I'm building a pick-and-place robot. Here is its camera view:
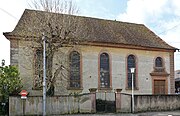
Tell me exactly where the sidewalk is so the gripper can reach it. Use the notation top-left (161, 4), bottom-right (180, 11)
top-left (63, 111), bottom-right (180, 116)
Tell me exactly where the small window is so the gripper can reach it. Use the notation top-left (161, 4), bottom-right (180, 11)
top-left (155, 57), bottom-right (163, 67)
top-left (100, 53), bottom-right (110, 88)
top-left (69, 51), bottom-right (81, 88)
top-left (127, 55), bottom-right (136, 88)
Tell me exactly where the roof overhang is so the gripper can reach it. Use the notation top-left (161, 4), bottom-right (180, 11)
top-left (3, 33), bottom-right (177, 53)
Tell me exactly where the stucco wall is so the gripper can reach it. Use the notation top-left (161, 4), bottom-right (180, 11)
top-left (9, 93), bottom-right (92, 115)
top-left (55, 45), bottom-right (171, 95)
top-left (9, 93), bottom-right (180, 115)
top-left (17, 40), bottom-right (42, 95)
top-left (119, 93), bottom-right (132, 112)
top-left (117, 93), bottom-right (180, 113)
top-left (134, 94), bottom-right (180, 112)
top-left (13, 40), bottom-right (172, 95)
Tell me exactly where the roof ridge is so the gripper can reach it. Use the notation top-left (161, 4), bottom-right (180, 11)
top-left (24, 9), bottom-right (144, 26)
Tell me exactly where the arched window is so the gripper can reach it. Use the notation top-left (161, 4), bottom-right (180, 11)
top-left (34, 49), bottom-right (43, 89)
top-left (155, 57), bottom-right (163, 67)
top-left (69, 51), bottom-right (81, 88)
top-left (100, 53), bottom-right (110, 88)
top-left (127, 55), bottom-right (136, 88)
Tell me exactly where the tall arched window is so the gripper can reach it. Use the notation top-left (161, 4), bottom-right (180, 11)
top-left (69, 51), bottom-right (81, 88)
top-left (127, 55), bottom-right (136, 88)
top-left (155, 57), bottom-right (163, 67)
top-left (100, 53), bottom-right (110, 88)
top-left (34, 49), bottom-right (43, 89)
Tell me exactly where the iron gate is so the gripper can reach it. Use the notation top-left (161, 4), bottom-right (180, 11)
top-left (96, 92), bottom-right (116, 112)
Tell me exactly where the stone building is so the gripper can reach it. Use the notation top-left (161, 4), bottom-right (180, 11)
top-left (3, 9), bottom-right (177, 96)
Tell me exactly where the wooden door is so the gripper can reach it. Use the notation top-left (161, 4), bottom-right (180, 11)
top-left (154, 80), bottom-right (165, 94)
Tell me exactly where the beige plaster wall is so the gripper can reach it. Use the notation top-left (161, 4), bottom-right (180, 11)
top-left (17, 40), bottom-right (42, 95)
top-left (15, 40), bottom-right (171, 95)
top-left (80, 46), bottom-right (170, 94)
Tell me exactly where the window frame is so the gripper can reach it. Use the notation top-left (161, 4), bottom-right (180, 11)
top-left (98, 51), bottom-right (112, 90)
top-left (68, 50), bottom-right (82, 89)
top-left (155, 57), bottom-right (163, 68)
top-left (153, 56), bottom-right (165, 72)
top-left (126, 54), bottom-right (138, 90)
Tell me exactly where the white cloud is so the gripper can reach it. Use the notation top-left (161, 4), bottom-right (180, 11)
top-left (172, 0), bottom-right (180, 16)
top-left (117, 0), bottom-right (145, 23)
top-left (117, 0), bottom-right (180, 69)
top-left (117, 0), bottom-right (169, 24)
top-left (159, 21), bottom-right (180, 44)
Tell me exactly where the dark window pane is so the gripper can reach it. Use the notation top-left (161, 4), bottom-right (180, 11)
top-left (100, 53), bottom-right (110, 88)
top-left (127, 55), bottom-right (136, 88)
top-left (155, 57), bottom-right (163, 67)
top-left (70, 81), bottom-right (80, 88)
top-left (69, 51), bottom-right (80, 88)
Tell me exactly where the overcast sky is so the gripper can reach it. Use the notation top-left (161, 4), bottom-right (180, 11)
top-left (0, 0), bottom-right (180, 69)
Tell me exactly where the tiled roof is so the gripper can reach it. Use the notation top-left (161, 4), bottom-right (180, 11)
top-left (4, 9), bottom-right (176, 50)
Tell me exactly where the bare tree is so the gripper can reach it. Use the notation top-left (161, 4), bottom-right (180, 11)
top-left (26, 0), bottom-right (86, 95)
top-left (29, 0), bottom-right (79, 14)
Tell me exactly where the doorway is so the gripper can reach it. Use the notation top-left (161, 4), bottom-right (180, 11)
top-left (154, 80), bottom-right (166, 94)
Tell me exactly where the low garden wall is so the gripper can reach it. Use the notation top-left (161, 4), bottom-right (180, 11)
top-left (115, 92), bottom-right (180, 113)
top-left (9, 93), bottom-right (94, 115)
top-left (9, 90), bottom-right (180, 115)
top-left (118, 93), bottom-right (131, 112)
top-left (134, 94), bottom-right (180, 112)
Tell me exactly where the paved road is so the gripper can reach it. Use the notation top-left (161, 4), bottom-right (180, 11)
top-left (63, 111), bottom-right (180, 116)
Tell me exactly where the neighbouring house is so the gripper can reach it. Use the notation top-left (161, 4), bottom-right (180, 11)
top-left (3, 9), bottom-right (178, 97)
top-left (175, 70), bottom-right (180, 93)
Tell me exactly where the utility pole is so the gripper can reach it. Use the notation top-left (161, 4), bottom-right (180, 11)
top-left (42, 34), bottom-right (46, 116)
